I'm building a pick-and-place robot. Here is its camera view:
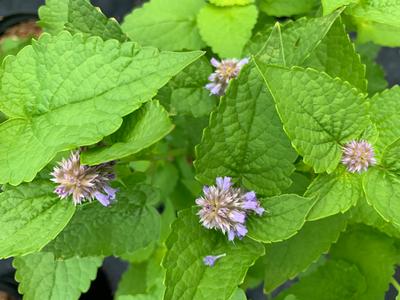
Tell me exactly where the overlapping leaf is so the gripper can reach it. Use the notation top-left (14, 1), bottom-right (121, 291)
top-left (197, 4), bottom-right (258, 57)
top-left (195, 59), bottom-right (296, 195)
top-left (0, 181), bottom-right (75, 258)
top-left (163, 209), bottom-right (264, 300)
top-left (14, 252), bottom-right (102, 300)
top-left (44, 186), bottom-right (160, 258)
top-left (258, 65), bottom-right (369, 173)
top-left (122, 0), bottom-right (205, 51)
top-left (247, 194), bottom-right (316, 243)
top-left (263, 214), bottom-right (347, 292)
top-left (0, 32), bottom-right (202, 185)
top-left (81, 100), bottom-right (174, 165)
top-left (305, 166), bottom-right (363, 220)
top-left (259, 0), bottom-right (320, 16)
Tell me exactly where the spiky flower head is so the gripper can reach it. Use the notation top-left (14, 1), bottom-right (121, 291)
top-left (205, 57), bottom-right (249, 96)
top-left (51, 151), bottom-right (117, 206)
top-left (341, 140), bottom-right (376, 173)
top-left (203, 253), bottom-right (226, 267)
top-left (196, 177), bottom-right (264, 241)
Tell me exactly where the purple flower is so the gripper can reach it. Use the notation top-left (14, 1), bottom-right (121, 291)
top-left (341, 140), bottom-right (376, 173)
top-left (205, 57), bottom-right (249, 96)
top-left (203, 253), bottom-right (226, 267)
top-left (51, 151), bottom-right (117, 206)
top-left (196, 176), bottom-right (264, 241)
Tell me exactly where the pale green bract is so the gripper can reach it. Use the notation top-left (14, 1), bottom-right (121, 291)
top-left (14, 253), bottom-right (102, 300)
top-left (0, 32), bottom-right (203, 185)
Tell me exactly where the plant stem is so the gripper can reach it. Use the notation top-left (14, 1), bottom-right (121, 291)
top-left (391, 277), bottom-right (400, 292)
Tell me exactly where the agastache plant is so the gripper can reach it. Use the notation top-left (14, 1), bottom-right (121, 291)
top-left (51, 151), bottom-right (117, 206)
top-left (205, 58), bottom-right (249, 96)
top-left (196, 177), bottom-right (264, 241)
top-left (341, 140), bottom-right (376, 173)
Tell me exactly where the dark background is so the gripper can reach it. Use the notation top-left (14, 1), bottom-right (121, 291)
top-left (0, 0), bottom-right (400, 299)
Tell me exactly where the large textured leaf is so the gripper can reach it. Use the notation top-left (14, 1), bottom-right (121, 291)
top-left (122, 0), bottom-right (205, 51)
top-left (259, 65), bottom-right (369, 173)
top-left (370, 86), bottom-right (400, 149)
top-left (66, 0), bottom-right (127, 41)
top-left (14, 253), bottom-right (102, 300)
top-left (0, 181), bottom-right (75, 259)
top-left (247, 195), bottom-right (316, 243)
top-left (195, 60), bottom-right (296, 196)
top-left (363, 140), bottom-right (400, 226)
top-left (263, 214), bottom-right (347, 292)
top-left (197, 4), bottom-right (258, 57)
top-left (305, 166), bottom-right (364, 220)
top-left (0, 32), bottom-right (203, 185)
top-left (165, 56), bottom-right (217, 118)
top-left (44, 187), bottom-right (160, 258)
top-left (259, 0), bottom-right (320, 16)
top-left (276, 259), bottom-right (367, 300)
top-left (303, 18), bottom-right (366, 91)
top-left (38, 0), bottom-right (68, 34)
top-left (81, 101), bottom-right (174, 165)
top-left (331, 225), bottom-right (399, 299)
top-left (163, 209), bottom-right (264, 300)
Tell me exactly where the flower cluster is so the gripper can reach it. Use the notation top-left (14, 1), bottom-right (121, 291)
top-left (51, 151), bottom-right (117, 206)
top-left (196, 177), bottom-right (264, 241)
top-left (205, 57), bottom-right (249, 96)
top-left (341, 140), bottom-right (376, 173)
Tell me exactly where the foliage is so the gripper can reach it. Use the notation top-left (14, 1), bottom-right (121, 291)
top-left (1, 0), bottom-right (400, 299)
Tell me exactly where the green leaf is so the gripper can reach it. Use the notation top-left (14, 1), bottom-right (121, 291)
top-left (0, 32), bottom-right (203, 185)
top-left (331, 225), bottom-right (399, 299)
top-left (122, 0), bottom-right (205, 51)
top-left (197, 4), bottom-right (258, 57)
top-left (163, 208), bottom-right (264, 300)
top-left (321, 0), bottom-right (358, 15)
top-left (230, 288), bottom-right (247, 300)
top-left (81, 101), bottom-right (174, 165)
top-left (66, 0), bottom-right (127, 41)
top-left (276, 259), bottom-right (367, 300)
top-left (303, 18), bottom-right (367, 92)
top-left (258, 65), bottom-right (369, 173)
top-left (44, 186), bottom-right (160, 258)
top-left (370, 86), bottom-right (400, 149)
top-left (356, 42), bottom-right (387, 95)
top-left (0, 37), bottom-right (32, 62)
top-left (305, 166), bottom-right (363, 220)
top-left (0, 181), bottom-right (75, 259)
top-left (166, 56), bottom-right (217, 118)
top-left (38, 0), bottom-right (68, 34)
top-left (195, 60), bottom-right (296, 195)
top-left (14, 252), bottom-right (102, 300)
top-left (116, 248), bottom-right (165, 300)
top-left (210, 0), bottom-right (254, 6)
top-left (263, 214), bottom-right (347, 292)
top-left (356, 21), bottom-right (400, 46)
top-left (259, 0), bottom-right (320, 16)
top-left (350, 197), bottom-right (400, 239)
top-left (363, 168), bottom-right (400, 227)
top-left (247, 194), bottom-right (316, 243)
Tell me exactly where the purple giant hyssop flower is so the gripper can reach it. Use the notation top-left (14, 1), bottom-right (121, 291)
top-left (196, 177), bottom-right (264, 241)
top-left (205, 57), bottom-right (249, 96)
top-left (341, 140), bottom-right (376, 173)
top-left (51, 151), bottom-right (117, 206)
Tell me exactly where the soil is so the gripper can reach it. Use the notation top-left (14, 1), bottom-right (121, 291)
top-left (0, 19), bottom-right (41, 41)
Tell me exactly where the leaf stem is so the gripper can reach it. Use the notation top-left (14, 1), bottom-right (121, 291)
top-left (391, 277), bottom-right (400, 292)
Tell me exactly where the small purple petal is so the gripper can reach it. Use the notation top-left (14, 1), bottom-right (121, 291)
top-left (236, 224), bottom-right (248, 238)
top-left (245, 191), bottom-right (256, 202)
top-left (216, 177), bottom-right (232, 191)
top-left (94, 191), bottom-right (112, 207)
top-left (103, 185), bottom-right (117, 200)
top-left (210, 57), bottom-right (220, 68)
top-left (210, 83), bottom-right (222, 95)
top-left (230, 210), bottom-right (246, 223)
top-left (203, 254), bottom-right (226, 267)
top-left (227, 230), bottom-right (235, 241)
